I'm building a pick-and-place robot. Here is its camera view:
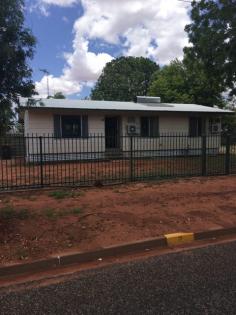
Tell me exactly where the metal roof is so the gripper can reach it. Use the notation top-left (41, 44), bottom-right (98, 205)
top-left (20, 98), bottom-right (233, 114)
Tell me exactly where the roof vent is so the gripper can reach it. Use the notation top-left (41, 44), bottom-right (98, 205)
top-left (136, 96), bottom-right (161, 105)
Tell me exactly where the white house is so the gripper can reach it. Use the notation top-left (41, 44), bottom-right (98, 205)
top-left (20, 96), bottom-right (232, 161)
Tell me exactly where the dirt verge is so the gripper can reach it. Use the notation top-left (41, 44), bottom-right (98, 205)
top-left (1, 175), bottom-right (236, 265)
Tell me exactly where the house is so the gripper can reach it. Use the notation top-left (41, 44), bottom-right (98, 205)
top-left (20, 96), bottom-right (232, 161)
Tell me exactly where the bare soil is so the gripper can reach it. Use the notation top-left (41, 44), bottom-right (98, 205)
top-left (1, 155), bottom-right (229, 189)
top-left (0, 175), bottom-right (236, 265)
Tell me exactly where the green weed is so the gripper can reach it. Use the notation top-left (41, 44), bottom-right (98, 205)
top-left (43, 208), bottom-right (57, 219)
top-left (17, 208), bottom-right (30, 220)
top-left (0, 206), bottom-right (16, 220)
top-left (0, 206), bottom-right (30, 220)
top-left (57, 207), bottom-right (82, 217)
top-left (71, 208), bottom-right (82, 215)
top-left (48, 190), bottom-right (82, 200)
top-left (48, 190), bottom-right (72, 199)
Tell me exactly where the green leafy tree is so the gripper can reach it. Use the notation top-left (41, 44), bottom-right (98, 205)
top-left (148, 60), bottom-right (193, 103)
top-left (51, 92), bottom-right (66, 99)
top-left (183, 55), bottom-right (225, 107)
top-left (0, 0), bottom-right (36, 135)
top-left (148, 59), bottom-right (224, 106)
top-left (91, 56), bottom-right (159, 101)
top-left (184, 0), bottom-right (236, 97)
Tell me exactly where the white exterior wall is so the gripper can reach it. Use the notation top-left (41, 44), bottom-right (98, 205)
top-left (24, 109), bottom-right (221, 160)
top-left (120, 113), bottom-right (218, 155)
top-left (25, 109), bottom-right (105, 159)
top-left (24, 109), bottom-right (105, 135)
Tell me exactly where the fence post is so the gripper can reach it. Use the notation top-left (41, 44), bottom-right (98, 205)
top-left (201, 133), bottom-right (207, 176)
top-left (39, 136), bottom-right (44, 187)
top-left (225, 133), bottom-right (231, 175)
top-left (130, 135), bottom-right (134, 181)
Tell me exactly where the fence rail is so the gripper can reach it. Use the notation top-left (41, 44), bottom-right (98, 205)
top-left (0, 133), bottom-right (236, 191)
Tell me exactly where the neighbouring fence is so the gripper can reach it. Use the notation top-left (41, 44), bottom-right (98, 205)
top-left (0, 133), bottom-right (236, 190)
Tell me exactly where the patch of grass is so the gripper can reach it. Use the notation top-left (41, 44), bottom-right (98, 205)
top-left (43, 208), bottom-right (58, 219)
top-left (18, 194), bottom-right (37, 201)
top-left (0, 206), bottom-right (16, 220)
top-left (42, 205), bottom-right (83, 219)
top-left (48, 190), bottom-right (71, 199)
top-left (77, 190), bottom-right (85, 197)
top-left (48, 190), bottom-right (82, 200)
top-left (17, 209), bottom-right (30, 220)
top-left (56, 207), bottom-right (82, 217)
top-left (0, 206), bottom-right (30, 220)
top-left (71, 207), bottom-right (82, 215)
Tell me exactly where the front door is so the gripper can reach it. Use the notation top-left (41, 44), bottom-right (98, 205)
top-left (105, 117), bottom-right (120, 149)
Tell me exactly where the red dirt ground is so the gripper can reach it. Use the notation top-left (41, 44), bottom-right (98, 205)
top-left (1, 155), bottom-right (229, 189)
top-left (0, 175), bottom-right (236, 265)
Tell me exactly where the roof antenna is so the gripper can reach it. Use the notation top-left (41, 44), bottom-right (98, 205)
top-left (39, 69), bottom-right (50, 98)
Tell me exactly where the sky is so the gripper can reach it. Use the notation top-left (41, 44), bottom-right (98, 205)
top-left (25, 0), bottom-right (191, 99)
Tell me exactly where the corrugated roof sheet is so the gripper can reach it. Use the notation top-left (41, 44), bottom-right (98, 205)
top-left (20, 98), bottom-right (233, 114)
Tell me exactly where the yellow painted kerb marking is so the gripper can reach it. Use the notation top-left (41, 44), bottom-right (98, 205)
top-left (165, 232), bottom-right (194, 246)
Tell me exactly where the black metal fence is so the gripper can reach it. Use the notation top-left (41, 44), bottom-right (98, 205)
top-left (0, 133), bottom-right (236, 191)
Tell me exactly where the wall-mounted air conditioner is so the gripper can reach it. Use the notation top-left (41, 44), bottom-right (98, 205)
top-left (127, 124), bottom-right (137, 135)
top-left (211, 123), bottom-right (221, 134)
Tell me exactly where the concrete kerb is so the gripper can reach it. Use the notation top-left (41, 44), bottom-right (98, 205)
top-left (0, 227), bottom-right (236, 279)
top-left (0, 257), bottom-right (58, 278)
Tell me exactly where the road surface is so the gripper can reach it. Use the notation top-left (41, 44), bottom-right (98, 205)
top-left (1, 241), bottom-right (236, 314)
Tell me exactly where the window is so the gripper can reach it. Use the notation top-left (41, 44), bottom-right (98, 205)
top-left (140, 117), bottom-right (159, 137)
top-left (189, 117), bottom-right (202, 137)
top-left (54, 115), bottom-right (88, 138)
top-left (61, 116), bottom-right (81, 138)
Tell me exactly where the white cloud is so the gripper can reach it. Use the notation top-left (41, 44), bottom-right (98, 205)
top-left (64, 39), bottom-right (113, 82)
top-left (36, 74), bottom-right (82, 98)
top-left (41, 0), bottom-right (78, 7)
top-left (35, 0), bottom-right (191, 97)
top-left (31, 0), bottom-right (78, 16)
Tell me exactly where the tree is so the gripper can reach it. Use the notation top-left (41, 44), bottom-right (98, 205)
top-left (148, 59), bottom-right (224, 106)
top-left (183, 54), bottom-right (225, 107)
top-left (148, 60), bottom-right (193, 103)
top-left (91, 56), bottom-right (159, 101)
top-left (184, 0), bottom-right (236, 98)
top-left (51, 92), bottom-right (66, 99)
top-left (0, 0), bottom-right (36, 135)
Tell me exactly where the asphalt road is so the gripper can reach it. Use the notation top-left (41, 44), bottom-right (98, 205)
top-left (1, 241), bottom-right (236, 315)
